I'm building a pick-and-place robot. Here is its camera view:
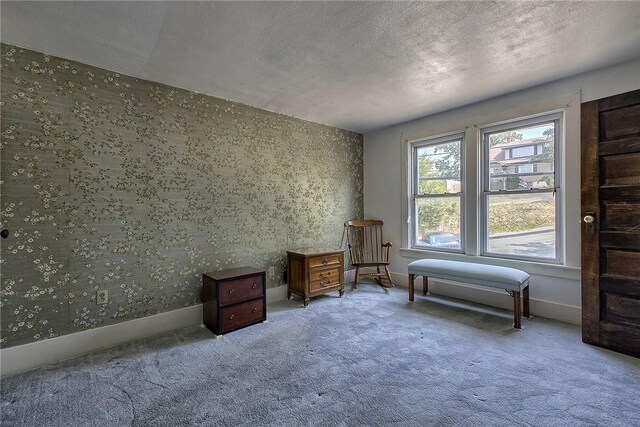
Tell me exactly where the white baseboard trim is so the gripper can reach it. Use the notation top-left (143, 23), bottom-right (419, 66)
top-left (267, 284), bottom-right (288, 303)
top-left (0, 304), bottom-right (202, 377)
top-left (390, 271), bottom-right (581, 326)
top-left (0, 284), bottom-right (299, 377)
top-left (344, 268), bottom-right (356, 283)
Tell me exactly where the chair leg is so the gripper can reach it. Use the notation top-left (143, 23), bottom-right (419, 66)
top-left (384, 266), bottom-right (394, 287)
top-left (408, 274), bottom-right (415, 302)
top-left (423, 276), bottom-right (429, 296)
top-left (523, 285), bottom-right (530, 318)
top-left (512, 291), bottom-right (522, 329)
top-left (354, 266), bottom-right (360, 289)
top-left (375, 265), bottom-right (384, 287)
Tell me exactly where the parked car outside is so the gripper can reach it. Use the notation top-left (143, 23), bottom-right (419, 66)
top-left (420, 232), bottom-right (460, 248)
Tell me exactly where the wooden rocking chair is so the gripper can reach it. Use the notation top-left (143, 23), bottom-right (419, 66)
top-left (344, 219), bottom-right (394, 289)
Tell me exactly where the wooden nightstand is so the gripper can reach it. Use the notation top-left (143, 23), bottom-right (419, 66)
top-left (287, 249), bottom-right (345, 307)
top-left (203, 266), bottom-right (266, 335)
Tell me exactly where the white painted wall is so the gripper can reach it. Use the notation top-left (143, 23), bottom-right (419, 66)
top-left (363, 58), bottom-right (640, 324)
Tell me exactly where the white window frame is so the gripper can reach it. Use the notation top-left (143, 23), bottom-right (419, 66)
top-left (480, 112), bottom-right (563, 263)
top-left (400, 93), bottom-right (580, 275)
top-left (409, 132), bottom-right (465, 253)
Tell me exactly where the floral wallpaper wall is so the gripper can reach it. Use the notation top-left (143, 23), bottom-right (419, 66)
top-left (0, 44), bottom-right (363, 349)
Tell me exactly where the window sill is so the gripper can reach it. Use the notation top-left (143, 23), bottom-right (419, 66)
top-left (398, 248), bottom-right (580, 280)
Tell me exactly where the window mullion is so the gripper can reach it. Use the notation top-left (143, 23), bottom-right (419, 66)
top-left (414, 194), bottom-right (463, 199)
top-left (483, 188), bottom-right (554, 196)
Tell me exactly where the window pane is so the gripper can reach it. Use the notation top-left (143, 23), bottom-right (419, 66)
top-left (415, 196), bottom-right (461, 250)
top-left (417, 179), bottom-right (462, 194)
top-left (511, 146), bottom-right (535, 158)
top-left (486, 193), bottom-right (556, 259)
top-left (488, 122), bottom-right (555, 191)
top-left (517, 164), bottom-right (534, 174)
top-left (416, 140), bottom-right (461, 194)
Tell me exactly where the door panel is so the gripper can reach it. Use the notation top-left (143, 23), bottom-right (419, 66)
top-left (602, 201), bottom-right (640, 230)
top-left (601, 152), bottom-right (640, 185)
top-left (601, 291), bottom-right (640, 325)
top-left (600, 104), bottom-right (640, 140)
top-left (581, 89), bottom-right (640, 358)
top-left (603, 249), bottom-right (640, 278)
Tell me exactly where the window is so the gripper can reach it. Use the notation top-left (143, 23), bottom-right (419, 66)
top-left (517, 164), bottom-right (534, 174)
top-left (403, 96), bottom-right (576, 269)
top-left (411, 133), bottom-right (464, 251)
top-left (510, 145), bottom-right (535, 158)
top-left (482, 113), bottom-right (561, 261)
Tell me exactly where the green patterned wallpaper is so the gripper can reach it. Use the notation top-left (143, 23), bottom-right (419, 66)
top-left (0, 44), bottom-right (363, 348)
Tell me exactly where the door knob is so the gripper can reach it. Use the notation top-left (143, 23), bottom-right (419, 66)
top-left (583, 212), bottom-right (596, 234)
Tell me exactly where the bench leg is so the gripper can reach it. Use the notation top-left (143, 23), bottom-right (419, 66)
top-left (408, 274), bottom-right (415, 302)
top-left (512, 291), bottom-right (522, 329)
top-left (423, 276), bottom-right (429, 296)
top-left (523, 285), bottom-right (530, 318)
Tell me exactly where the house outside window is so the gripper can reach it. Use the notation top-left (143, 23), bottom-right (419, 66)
top-left (411, 133), bottom-right (464, 252)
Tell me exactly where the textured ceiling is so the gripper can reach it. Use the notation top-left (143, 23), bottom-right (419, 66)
top-left (1, 1), bottom-right (639, 133)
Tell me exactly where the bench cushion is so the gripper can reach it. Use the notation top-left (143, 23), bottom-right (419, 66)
top-left (408, 259), bottom-right (529, 292)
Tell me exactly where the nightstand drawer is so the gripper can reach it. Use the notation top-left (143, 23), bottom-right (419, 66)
top-left (311, 278), bottom-right (341, 291)
top-left (310, 267), bottom-right (341, 291)
top-left (220, 299), bottom-right (265, 332)
top-left (309, 254), bottom-right (341, 269)
top-left (310, 267), bottom-right (340, 285)
top-left (220, 275), bottom-right (264, 306)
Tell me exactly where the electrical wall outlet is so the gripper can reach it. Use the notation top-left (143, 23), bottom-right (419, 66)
top-left (96, 290), bottom-right (108, 305)
top-left (268, 266), bottom-right (275, 278)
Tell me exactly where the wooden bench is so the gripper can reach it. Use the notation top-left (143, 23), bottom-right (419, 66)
top-left (408, 259), bottom-right (531, 329)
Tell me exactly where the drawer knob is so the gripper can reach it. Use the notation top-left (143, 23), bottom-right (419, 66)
top-left (252, 308), bottom-right (257, 313)
top-left (252, 283), bottom-right (257, 289)
top-left (228, 289), bottom-right (234, 294)
top-left (322, 259), bottom-right (328, 265)
top-left (229, 314), bottom-right (235, 320)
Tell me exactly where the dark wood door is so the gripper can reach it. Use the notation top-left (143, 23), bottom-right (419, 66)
top-left (581, 89), bottom-right (640, 358)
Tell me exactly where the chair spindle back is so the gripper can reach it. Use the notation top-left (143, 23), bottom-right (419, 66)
top-left (345, 219), bottom-right (388, 265)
